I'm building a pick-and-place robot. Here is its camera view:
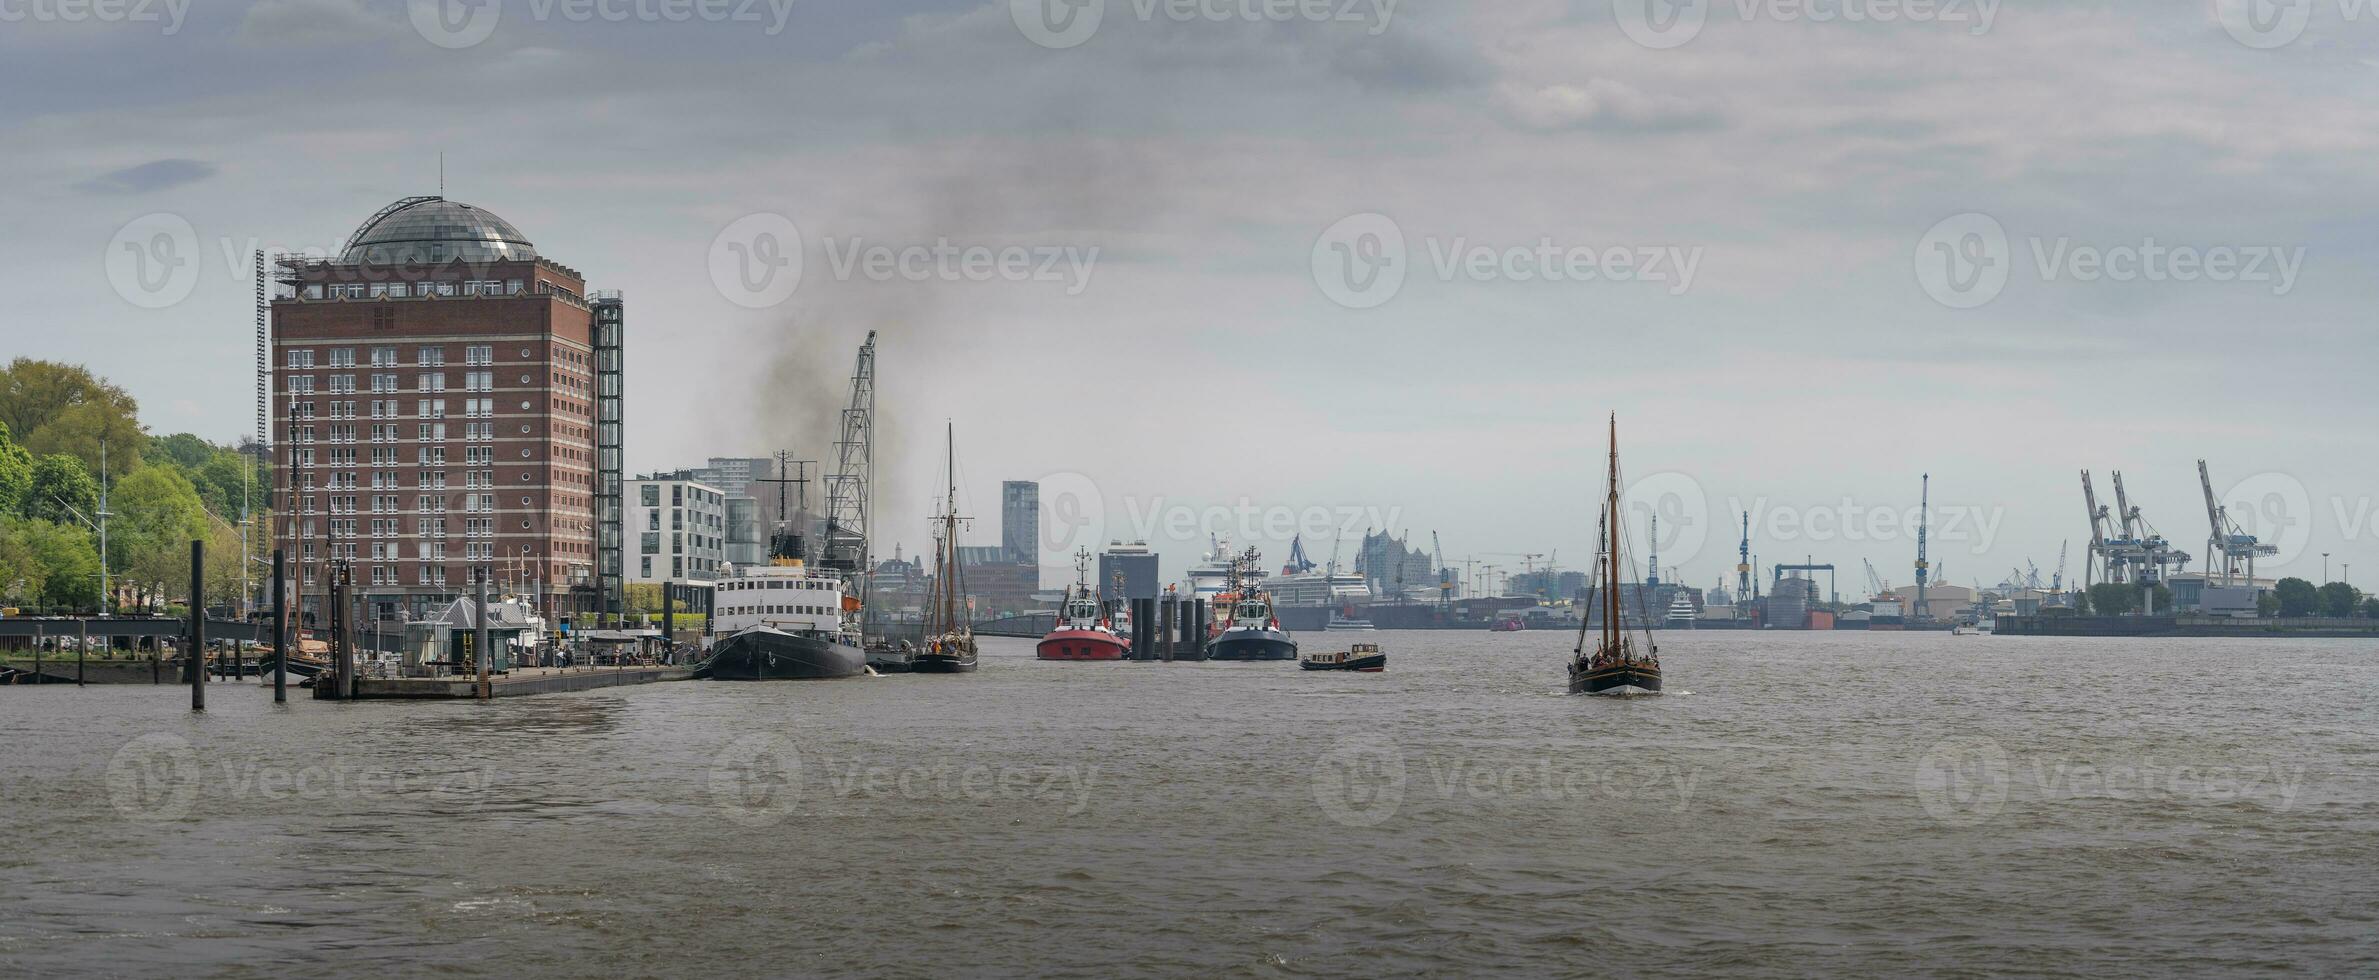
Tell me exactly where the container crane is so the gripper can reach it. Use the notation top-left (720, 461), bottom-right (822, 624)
top-left (2199, 459), bottom-right (2276, 587)
top-left (1863, 558), bottom-right (1885, 596)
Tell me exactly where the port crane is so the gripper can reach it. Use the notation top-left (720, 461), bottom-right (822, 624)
top-left (2081, 470), bottom-right (2115, 587)
top-left (1432, 531), bottom-right (1452, 610)
top-left (1736, 512), bottom-right (1753, 602)
top-left (1913, 474), bottom-right (1931, 623)
top-left (820, 331), bottom-right (877, 578)
top-left (2052, 541), bottom-right (2067, 592)
top-left (1862, 558), bottom-right (1886, 597)
top-left (2198, 459), bottom-right (2276, 587)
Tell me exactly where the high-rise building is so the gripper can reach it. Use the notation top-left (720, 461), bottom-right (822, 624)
top-left (625, 474), bottom-right (727, 584)
top-left (1002, 480), bottom-right (1039, 567)
top-left (271, 196), bottom-right (621, 624)
top-left (687, 456), bottom-right (777, 499)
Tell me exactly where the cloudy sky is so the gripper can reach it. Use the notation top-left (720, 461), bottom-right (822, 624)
top-left (6, 0), bottom-right (2376, 592)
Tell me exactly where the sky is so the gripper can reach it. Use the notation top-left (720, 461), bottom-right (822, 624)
top-left (4, 0), bottom-right (2377, 594)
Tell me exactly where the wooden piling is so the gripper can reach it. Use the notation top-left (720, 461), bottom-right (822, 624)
top-left (190, 540), bottom-right (206, 712)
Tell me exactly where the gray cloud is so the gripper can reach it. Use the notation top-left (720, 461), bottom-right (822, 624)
top-left (74, 159), bottom-right (218, 195)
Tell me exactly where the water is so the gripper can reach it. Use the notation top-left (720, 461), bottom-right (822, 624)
top-left (2, 631), bottom-right (2374, 977)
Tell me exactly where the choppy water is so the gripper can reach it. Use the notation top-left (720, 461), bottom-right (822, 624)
top-left (2, 631), bottom-right (2374, 977)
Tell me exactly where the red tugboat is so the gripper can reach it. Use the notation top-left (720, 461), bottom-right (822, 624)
top-left (1037, 548), bottom-right (1130, 661)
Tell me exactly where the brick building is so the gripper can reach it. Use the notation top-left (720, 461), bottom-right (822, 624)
top-left (270, 196), bottom-right (624, 624)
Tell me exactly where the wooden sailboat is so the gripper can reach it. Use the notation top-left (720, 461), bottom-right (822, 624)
top-left (1569, 414), bottom-right (1663, 696)
top-left (916, 422), bottom-right (979, 673)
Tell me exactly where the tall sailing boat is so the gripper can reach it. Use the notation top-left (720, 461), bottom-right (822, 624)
top-left (1569, 414), bottom-right (1663, 695)
top-left (916, 422), bottom-right (979, 674)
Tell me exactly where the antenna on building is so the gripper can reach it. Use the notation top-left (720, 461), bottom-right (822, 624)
top-left (438, 151), bottom-right (446, 198)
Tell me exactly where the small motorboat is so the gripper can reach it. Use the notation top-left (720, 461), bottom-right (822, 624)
top-left (1301, 642), bottom-right (1385, 672)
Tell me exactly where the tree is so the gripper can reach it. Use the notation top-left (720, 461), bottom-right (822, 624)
top-left (2366, 596), bottom-right (2379, 619)
top-left (2273, 577), bottom-right (2319, 617)
top-left (0, 516), bottom-right (100, 612)
top-left (0, 420), bottom-right (31, 518)
top-left (22, 453), bottom-right (98, 525)
top-left (2258, 593), bottom-right (2280, 617)
top-left (2318, 581), bottom-right (2362, 619)
top-left (109, 465), bottom-right (211, 611)
top-left (2087, 582), bottom-right (2136, 616)
top-left (0, 359), bottom-right (144, 481)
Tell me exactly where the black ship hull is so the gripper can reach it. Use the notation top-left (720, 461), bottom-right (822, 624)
top-left (1300, 653), bottom-right (1386, 672)
top-left (912, 654), bottom-right (977, 673)
top-left (701, 628), bottom-right (867, 680)
top-left (1208, 627), bottom-right (1297, 661)
top-left (1568, 661), bottom-right (1661, 695)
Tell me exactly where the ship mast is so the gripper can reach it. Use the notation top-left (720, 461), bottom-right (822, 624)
top-left (1604, 413), bottom-right (1621, 653)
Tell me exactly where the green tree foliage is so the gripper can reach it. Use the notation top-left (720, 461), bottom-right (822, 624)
top-left (0, 359), bottom-right (144, 481)
top-left (0, 420), bottom-right (32, 517)
top-left (144, 432), bottom-right (269, 520)
top-left (23, 453), bottom-right (99, 525)
top-left (2366, 596), bottom-right (2379, 619)
top-left (0, 516), bottom-right (101, 611)
top-left (109, 465), bottom-right (212, 610)
top-left (2086, 582), bottom-right (2136, 616)
top-left (2317, 581), bottom-right (2362, 618)
top-left (2273, 577), bottom-right (2319, 617)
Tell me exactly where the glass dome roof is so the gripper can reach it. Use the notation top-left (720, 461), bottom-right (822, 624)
top-left (339, 197), bottom-right (537, 265)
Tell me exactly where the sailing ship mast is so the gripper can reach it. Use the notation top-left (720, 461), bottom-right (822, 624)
top-left (1604, 413), bottom-right (1621, 655)
top-left (932, 422), bottom-right (967, 637)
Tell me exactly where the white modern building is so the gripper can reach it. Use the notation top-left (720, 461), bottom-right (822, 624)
top-left (626, 474), bottom-right (728, 584)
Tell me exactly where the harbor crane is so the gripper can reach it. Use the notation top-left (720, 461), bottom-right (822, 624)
top-left (2081, 470), bottom-right (2115, 586)
top-left (1913, 474), bottom-right (1931, 624)
top-left (1433, 531), bottom-right (1452, 610)
top-left (1863, 558), bottom-right (1886, 596)
top-left (2052, 541), bottom-right (2067, 592)
top-left (1736, 511), bottom-right (1753, 602)
top-left (2198, 459), bottom-right (2276, 587)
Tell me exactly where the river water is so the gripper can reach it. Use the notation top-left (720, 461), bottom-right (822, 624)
top-left (2, 631), bottom-right (2373, 977)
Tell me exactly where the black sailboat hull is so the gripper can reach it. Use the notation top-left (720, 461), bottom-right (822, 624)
top-left (702, 629), bottom-right (867, 680)
top-left (912, 654), bottom-right (977, 673)
top-left (1208, 628), bottom-right (1297, 661)
top-left (1568, 662), bottom-right (1662, 695)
